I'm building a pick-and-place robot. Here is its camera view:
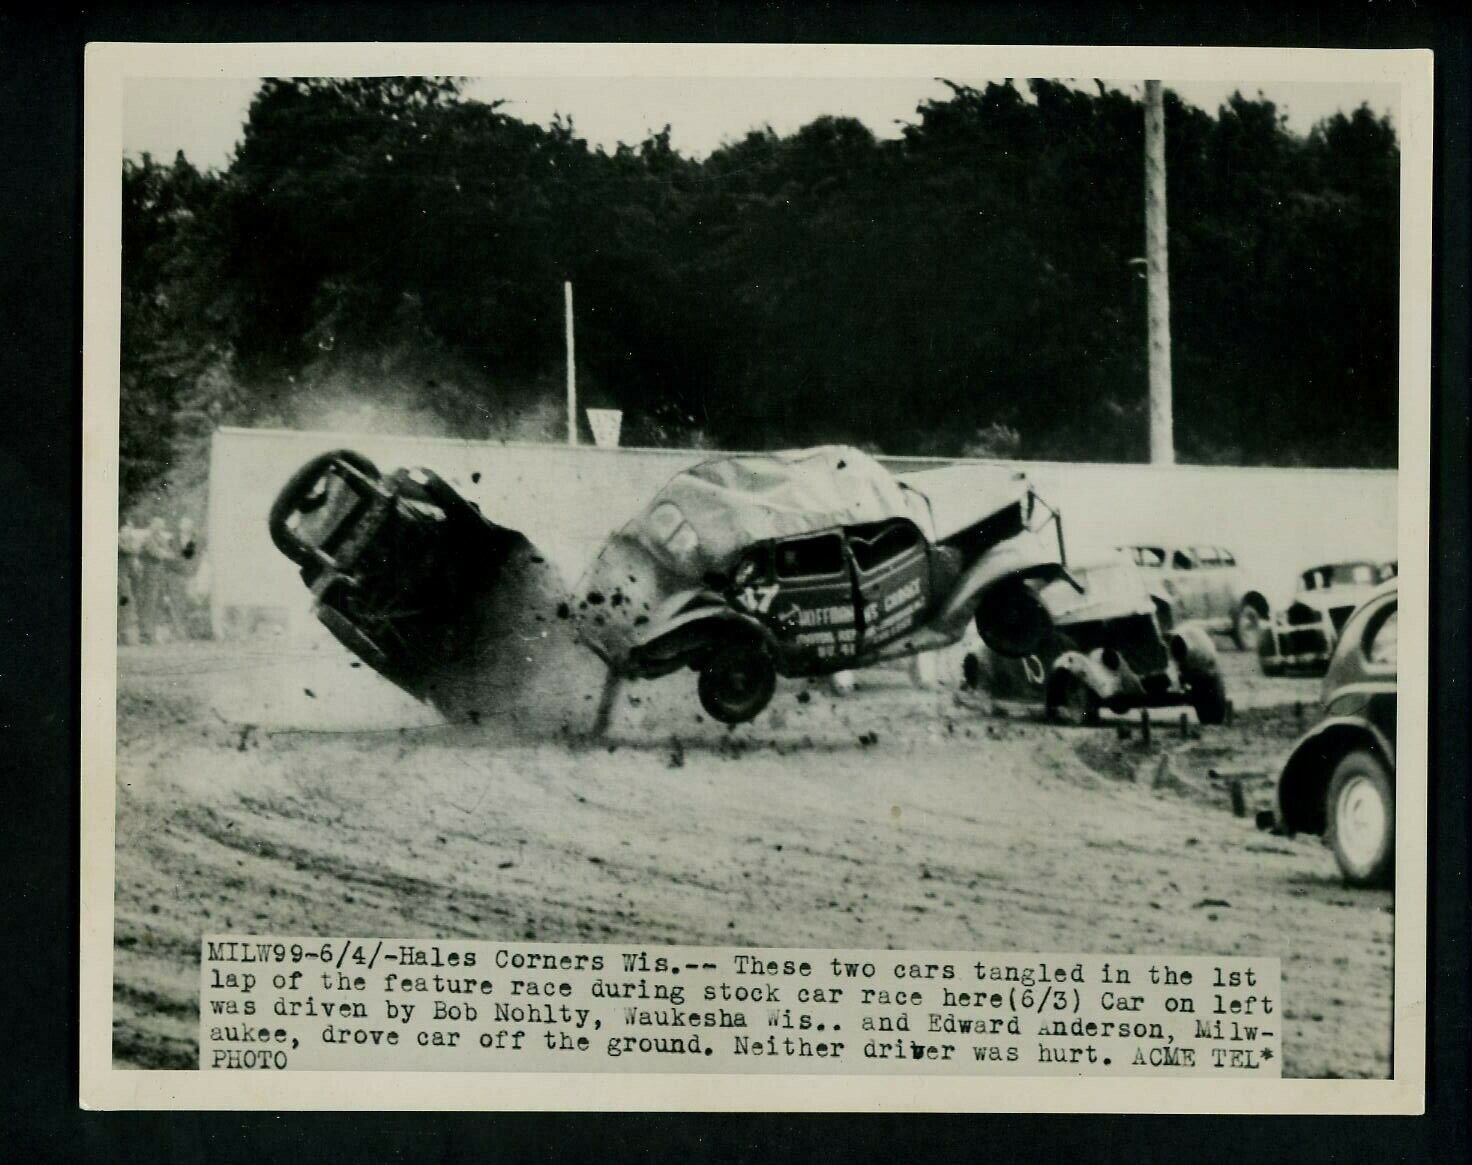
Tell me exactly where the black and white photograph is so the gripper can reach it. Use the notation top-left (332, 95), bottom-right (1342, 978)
top-left (80, 41), bottom-right (1432, 1109)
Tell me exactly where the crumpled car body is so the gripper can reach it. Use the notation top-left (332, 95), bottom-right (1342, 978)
top-left (1258, 560), bottom-right (1397, 675)
top-left (1263, 580), bottom-right (1397, 887)
top-left (570, 446), bottom-right (1073, 723)
top-left (971, 552), bottom-right (1228, 726)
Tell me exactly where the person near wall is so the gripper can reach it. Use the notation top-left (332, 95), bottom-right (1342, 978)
top-left (117, 518), bottom-right (147, 645)
top-left (168, 516), bottom-right (204, 639)
top-left (139, 515), bottom-right (188, 643)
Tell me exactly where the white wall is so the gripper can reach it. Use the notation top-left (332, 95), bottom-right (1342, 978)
top-left (207, 426), bottom-right (1397, 634)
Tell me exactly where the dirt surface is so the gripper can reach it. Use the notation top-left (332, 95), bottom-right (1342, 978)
top-left (111, 639), bottom-right (1393, 1077)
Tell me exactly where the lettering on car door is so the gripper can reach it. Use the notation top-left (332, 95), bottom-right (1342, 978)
top-left (848, 519), bottom-right (930, 655)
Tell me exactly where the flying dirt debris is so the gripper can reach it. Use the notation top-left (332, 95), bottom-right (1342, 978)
top-left (269, 445), bottom-right (1076, 729)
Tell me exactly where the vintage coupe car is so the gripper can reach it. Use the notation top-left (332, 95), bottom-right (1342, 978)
top-left (268, 449), bottom-right (534, 700)
top-left (569, 446), bottom-right (1074, 724)
top-left (1258, 560), bottom-right (1397, 675)
top-left (1120, 542), bottom-right (1269, 650)
top-left (966, 552), bottom-right (1227, 726)
top-left (1263, 580), bottom-right (1397, 887)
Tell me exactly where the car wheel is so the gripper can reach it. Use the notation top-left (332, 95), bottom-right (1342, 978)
top-left (1326, 750), bottom-right (1394, 888)
top-left (697, 641), bottom-right (777, 725)
top-left (1232, 601), bottom-right (1265, 651)
top-left (1046, 674), bottom-right (1098, 726)
top-left (961, 652), bottom-right (982, 690)
top-left (1185, 668), bottom-right (1228, 725)
top-left (974, 578), bottom-right (1052, 658)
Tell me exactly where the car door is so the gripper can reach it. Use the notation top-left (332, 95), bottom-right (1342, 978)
top-left (1165, 547), bottom-right (1209, 622)
top-left (767, 530), bottom-right (859, 670)
top-left (1191, 545), bottom-right (1227, 622)
top-left (847, 518), bottom-right (931, 659)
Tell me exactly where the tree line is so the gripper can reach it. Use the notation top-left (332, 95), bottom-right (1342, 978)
top-left (121, 77), bottom-right (1399, 511)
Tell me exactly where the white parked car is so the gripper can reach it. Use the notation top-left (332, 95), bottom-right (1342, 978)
top-left (1119, 543), bottom-right (1271, 650)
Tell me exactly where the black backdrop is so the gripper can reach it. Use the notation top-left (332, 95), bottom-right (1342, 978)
top-left (3, 2), bottom-right (1467, 1161)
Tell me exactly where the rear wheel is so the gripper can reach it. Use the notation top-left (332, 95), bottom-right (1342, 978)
top-left (1046, 673), bottom-right (1099, 726)
top-left (974, 578), bottom-right (1052, 658)
top-left (1326, 750), bottom-right (1394, 888)
top-left (1186, 668), bottom-right (1228, 725)
top-left (1233, 599), bottom-right (1265, 651)
top-left (697, 642), bottom-right (777, 725)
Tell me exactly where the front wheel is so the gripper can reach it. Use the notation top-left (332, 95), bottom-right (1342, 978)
top-left (1185, 668), bottom-right (1228, 725)
top-left (1326, 750), bottom-right (1394, 888)
top-left (697, 642), bottom-right (777, 725)
top-left (1233, 600), bottom-right (1265, 651)
top-left (974, 578), bottom-right (1052, 658)
top-left (1046, 673), bottom-right (1099, 726)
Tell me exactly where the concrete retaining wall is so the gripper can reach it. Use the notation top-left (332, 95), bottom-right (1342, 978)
top-left (207, 426), bottom-right (1397, 636)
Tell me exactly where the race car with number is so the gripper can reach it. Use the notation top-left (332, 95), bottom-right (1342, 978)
top-left (571, 446), bottom-right (1075, 724)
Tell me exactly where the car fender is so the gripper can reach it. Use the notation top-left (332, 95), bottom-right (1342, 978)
top-left (1169, 623), bottom-right (1218, 674)
top-left (625, 591), bottom-right (773, 675)
top-left (1274, 715), bottom-right (1395, 836)
top-left (1049, 649), bottom-right (1129, 704)
top-left (937, 531), bottom-right (1069, 630)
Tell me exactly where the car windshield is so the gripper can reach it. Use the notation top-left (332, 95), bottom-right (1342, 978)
top-left (1301, 562), bottom-right (1380, 590)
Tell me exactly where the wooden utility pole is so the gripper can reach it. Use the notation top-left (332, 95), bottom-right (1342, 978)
top-left (564, 281), bottom-right (578, 446)
top-left (1144, 81), bottom-right (1174, 465)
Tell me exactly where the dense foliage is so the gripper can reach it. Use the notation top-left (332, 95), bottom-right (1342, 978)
top-left (121, 77), bottom-right (1399, 510)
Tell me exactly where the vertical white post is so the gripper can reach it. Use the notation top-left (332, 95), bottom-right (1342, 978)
top-left (1144, 81), bottom-right (1174, 466)
top-left (564, 281), bottom-right (577, 446)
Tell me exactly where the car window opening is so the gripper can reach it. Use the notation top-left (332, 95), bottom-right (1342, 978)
top-left (776, 533), bottom-right (845, 579)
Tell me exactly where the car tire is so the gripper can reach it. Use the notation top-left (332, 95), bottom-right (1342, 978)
top-left (974, 578), bottom-right (1052, 658)
top-left (961, 652), bottom-right (982, 690)
top-left (1326, 750), bottom-right (1394, 888)
top-left (1046, 674), bottom-right (1098, 726)
top-left (1232, 601), bottom-right (1265, 651)
top-left (269, 450), bottom-right (380, 569)
top-left (1185, 669), bottom-right (1228, 725)
top-left (697, 641), bottom-right (777, 725)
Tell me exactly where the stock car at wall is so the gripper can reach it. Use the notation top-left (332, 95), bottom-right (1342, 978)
top-left (569, 447), bottom-right (1075, 724)
top-left (1258, 560), bottom-right (1398, 675)
top-left (965, 551), bottom-right (1228, 726)
top-left (1120, 542), bottom-right (1270, 649)
top-left (1262, 580), bottom-right (1398, 887)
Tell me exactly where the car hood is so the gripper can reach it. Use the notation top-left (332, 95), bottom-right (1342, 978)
top-left (1287, 584), bottom-right (1380, 614)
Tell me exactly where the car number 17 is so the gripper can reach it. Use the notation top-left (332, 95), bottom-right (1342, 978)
top-left (738, 584), bottom-right (781, 614)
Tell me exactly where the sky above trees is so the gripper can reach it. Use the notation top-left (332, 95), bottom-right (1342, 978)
top-left (124, 75), bottom-right (1400, 171)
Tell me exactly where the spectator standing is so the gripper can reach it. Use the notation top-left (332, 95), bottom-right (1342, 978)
top-left (170, 516), bottom-right (203, 639)
top-left (139, 516), bottom-right (186, 643)
top-left (117, 518), bottom-right (146, 644)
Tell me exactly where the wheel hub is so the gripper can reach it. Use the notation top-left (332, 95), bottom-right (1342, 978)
top-left (1336, 774), bottom-right (1388, 868)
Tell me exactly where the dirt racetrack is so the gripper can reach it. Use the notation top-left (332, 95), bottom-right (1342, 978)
top-left (111, 638), bottom-right (1393, 1077)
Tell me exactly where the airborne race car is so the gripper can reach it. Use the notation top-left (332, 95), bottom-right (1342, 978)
top-left (269, 445), bottom-right (1074, 725)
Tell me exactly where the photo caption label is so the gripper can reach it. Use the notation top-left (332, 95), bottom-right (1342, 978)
top-left (199, 938), bottom-right (1280, 1077)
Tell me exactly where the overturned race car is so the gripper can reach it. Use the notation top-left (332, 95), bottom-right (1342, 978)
top-left (569, 447), bottom-right (1074, 724)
